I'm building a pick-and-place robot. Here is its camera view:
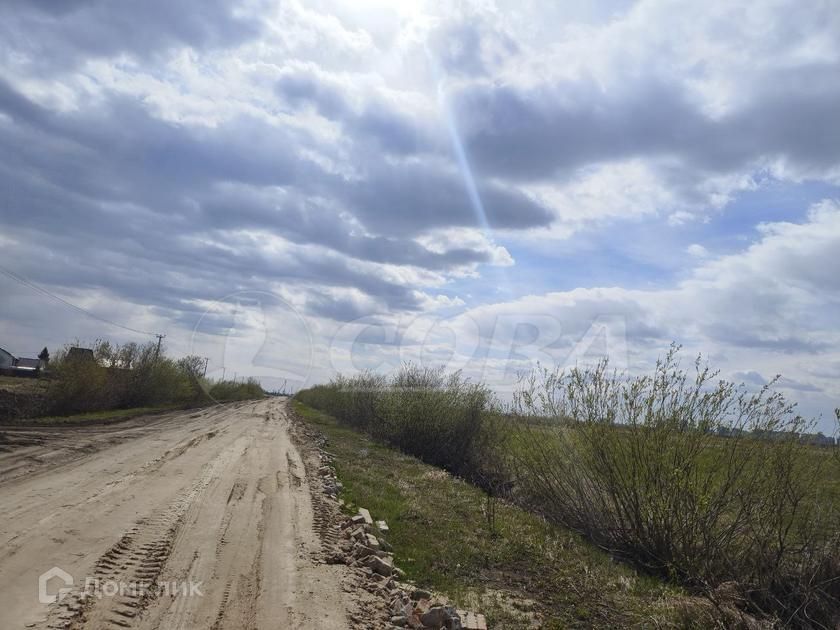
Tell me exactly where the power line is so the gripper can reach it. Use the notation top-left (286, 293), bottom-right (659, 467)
top-left (0, 263), bottom-right (160, 337)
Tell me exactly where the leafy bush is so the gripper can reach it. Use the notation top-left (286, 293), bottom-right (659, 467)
top-left (209, 377), bottom-right (264, 402)
top-left (296, 365), bottom-right (493, 477)
top-left (45, 351), bottom-right (113, 414)
top-left (510, 346), bottom-right (840, 627)
top-left (45, 339), bottom-right (263, 415)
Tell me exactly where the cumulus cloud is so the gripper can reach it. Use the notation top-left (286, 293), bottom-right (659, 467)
top-left (0, 63), bottom-right (516, 322)
top-left (406, 202), bottom-right (840, 425)
top-left (444, 0), bottom-right (840, 227)
top-left (0, 0), bottom-right (838, 422)
top-left (0, 0), bottom-right (265, 72)
top-left (686, 244), bottom-right (709, 258)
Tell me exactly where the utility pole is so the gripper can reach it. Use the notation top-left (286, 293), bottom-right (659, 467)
top-left (154, 334), bottom-right (166, 361)
top-left (202, 357), bottom-right (209, 377)
top-left (221, 366), bottom-right (226, 381)
top-left (233, 371), bottom-right (237, 383)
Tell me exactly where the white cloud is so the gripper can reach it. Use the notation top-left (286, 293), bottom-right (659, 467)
top-left (686, 244), bottom-right (709, 258)
top-left (1, 0), bottom-right (839, 421)
top-left (390, 201), bottom-right (840, 426)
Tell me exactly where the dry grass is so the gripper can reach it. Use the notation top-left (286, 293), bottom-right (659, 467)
top-left (0, 375), bottom-right (47, 394)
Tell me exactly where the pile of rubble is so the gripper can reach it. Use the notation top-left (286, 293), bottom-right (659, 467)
top-left (336, 507), bottom-right (487, 630)
top-left (294, 411), bottom-right (487, 630)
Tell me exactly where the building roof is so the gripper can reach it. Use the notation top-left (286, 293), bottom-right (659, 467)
top-left (67, 347), bottom-right (95, 361)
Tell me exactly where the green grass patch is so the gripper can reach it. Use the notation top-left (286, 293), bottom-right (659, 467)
top-left (295, 400), bottom-right (711, 628)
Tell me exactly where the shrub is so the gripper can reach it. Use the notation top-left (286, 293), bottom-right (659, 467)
top-left (510, 345), bottom-right (840, 626)
top-left (377, 365), bottom-right (491, 474)
top-left (209, 377), bottom-right (264, 402)
top-left (44, 339), bottom-right (263, 415)
top-left (296, 365), bottom-right (493, 478)
top-left (46, 349), bottom-right (113, 414)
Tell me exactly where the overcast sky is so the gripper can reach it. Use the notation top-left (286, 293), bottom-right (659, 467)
top-left (1, 0), bottom-right (838, 429)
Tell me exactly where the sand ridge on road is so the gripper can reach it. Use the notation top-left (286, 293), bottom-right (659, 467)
top-left (0, 398), bottom-right (350, 629)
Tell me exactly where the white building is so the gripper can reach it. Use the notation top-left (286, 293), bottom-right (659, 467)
top-left (0, 347), bottom-right (15, 370)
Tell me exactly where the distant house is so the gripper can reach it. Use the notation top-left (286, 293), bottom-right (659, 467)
top-left (14, 357), bottom-right (41, 370)
top-left (0, 346), bottom-right (44, 377)
top-left (0, 347), bottom-right (14, 370)
top-left (66, 347), bottom-right (95, 362)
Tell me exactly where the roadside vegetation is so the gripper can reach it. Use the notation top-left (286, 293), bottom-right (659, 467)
top-left (295, 349), bottom-right (840, 628)
top-left (18, 406), bottom-right (185, 426)
top-left (0, 339), bottom-right (263, 423)
top-left (294, 400), bottom-right (715, 628)
top-left (0, 376), bottom-right (45, 393)
top-left (297, 366), bottom-right (493, 478)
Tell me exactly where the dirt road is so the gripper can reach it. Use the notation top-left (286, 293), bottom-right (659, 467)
top-left (0, 398), bottom-right (350, 629)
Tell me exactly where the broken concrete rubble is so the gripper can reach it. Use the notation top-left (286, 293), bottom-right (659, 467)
top-left (458, 611), bottom-right (488, 630)
top-left (420, 606), bottom-right (461, 629)
top-left (330, 505), bottom-right (490, 628)
top-left (358, 507), bottom-right (374, 525)
top-left (301, 409), bottom-right (489, 629)
top-left (365, 553), bottom-right (395, 576)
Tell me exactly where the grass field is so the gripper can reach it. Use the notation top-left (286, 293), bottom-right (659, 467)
top-left (294, 400), bottom-right (723, 628)
top-left (0, 375), bottom-right (47, 393)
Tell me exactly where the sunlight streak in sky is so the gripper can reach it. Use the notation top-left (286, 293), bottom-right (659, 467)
top-left (424, 46), bottom-right (492, 236)
top-left (423, 45), bottom-right (514, 299)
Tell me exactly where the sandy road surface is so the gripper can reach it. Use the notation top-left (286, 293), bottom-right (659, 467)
top-left (0, 398), bottom-right (349, 629)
